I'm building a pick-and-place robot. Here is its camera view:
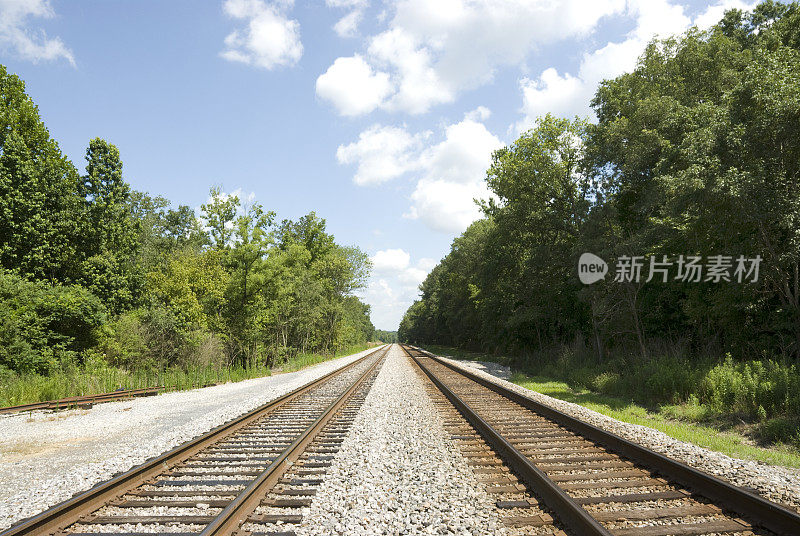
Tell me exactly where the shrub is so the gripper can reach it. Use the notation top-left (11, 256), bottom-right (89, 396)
top-left (0, 270), bottom-right (106, 374)
top-left (758, 417), bottom-right (800, 447)
top-left (592, 372), bottom-right (621, 394)
top-left (700, 357), bottom-right (800, 419)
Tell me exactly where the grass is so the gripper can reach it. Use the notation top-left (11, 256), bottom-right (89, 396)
top-left (275, 342), bottom-right (373, 373)
top-left (0, 342), bottom-right (374, 408)
top-left (511, 373), bottom-right (800, 468)
top-left (428, 344), bottom-right (800, 468)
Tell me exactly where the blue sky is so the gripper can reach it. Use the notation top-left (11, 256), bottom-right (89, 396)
top-left (1, 0), bottom-right (756, 329)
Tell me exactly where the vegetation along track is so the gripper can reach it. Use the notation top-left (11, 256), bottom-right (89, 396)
top-left (403, 344), bottom-right (800, 536)
top-left (1, 345), bottom-right (389, 536)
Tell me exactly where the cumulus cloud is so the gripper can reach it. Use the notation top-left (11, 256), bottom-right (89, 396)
top-left (406, 111), bottom-right (502, 233)
top-left (0, 0), bottom-right (74, 65)
top-left (362, 250), bottom-right (436, 329)
top-left (515, 0), bottom-right (754, 131)
top-left (317, 0), bottom-right (630, 116)
top-left (327, 0), bottom-right (368, 37)
top-left (316, 55), bottom-right (392, 116)
top-left (694, 0), bottom-right (756, 30)
top-left (338, 108), bottom-right (501, 234)
top-left (371, 248), bottom-right (410, 271)
top-left (221, 0), bottom-right (302, 69)
top-left (335, 124), bottom-right (427, 186)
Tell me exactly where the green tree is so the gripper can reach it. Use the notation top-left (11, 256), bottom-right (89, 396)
top-left (75, 138), bottom-right (142, 314)
top-left (0, 65), bottom-right (83, 282)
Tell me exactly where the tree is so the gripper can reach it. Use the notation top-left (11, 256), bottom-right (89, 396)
top-left (201, 187), bottom-right (239, 249)
top-left (75, 138), bottom-right (142, 314)
top-left (0, 65), bottom-right (84, 282)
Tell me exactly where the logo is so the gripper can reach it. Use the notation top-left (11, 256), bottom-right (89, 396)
top-left (578, 253), bottom-right (608, 284)
top-left (578, 253), bottom-right (762, 285)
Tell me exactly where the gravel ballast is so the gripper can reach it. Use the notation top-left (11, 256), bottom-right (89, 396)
top-left (300, 345), bottom-right (502, 536)
top-left (0, 346), bottom-right (381, 530)
top-left (442, 354), bottom-right (800, 510)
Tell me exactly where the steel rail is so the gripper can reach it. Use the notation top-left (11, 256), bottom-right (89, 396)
top-left (0, 345), bottom-right (387, 536)
top-left (200, 344), bottom-right (388, 536)
top-left (407, 347), bottom-right (612, 536)
top-left (0, 388), bottom-right (164, 415)
top-left (409, 344), bottom-right (800, 536)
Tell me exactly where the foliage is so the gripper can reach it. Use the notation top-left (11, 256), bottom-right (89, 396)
top-left (400, 2), bottom-right (800, 447)
top-left (0, 65), bottom-right (374, 381)
top-left (374, 330), bottom-right (398, 343)
top-left (401, 2), bottom-right (800, 362)
top-left (0, 65), bottom-right (83, 282)
top-left (0, 270), bottom-right (106, 374)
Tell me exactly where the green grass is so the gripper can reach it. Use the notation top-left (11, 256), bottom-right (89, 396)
top-left (0, 342), bottom-right (375, 408)
top-left (510, 372), bottom-right (800, 468)
top-left (425, 344), bottom-right (800, 468)
top-left (274, 342), bottom-right (373, 373)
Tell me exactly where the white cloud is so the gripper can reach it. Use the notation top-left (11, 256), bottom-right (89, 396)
top-left (333, 9), bottom-right (363, 37)
top-left (361, 252), bottom-right (436, 329)
top-left (318, 0), bottom-right (630, 116)
top-left (221, 0), bottom-right (302, 70)
top-left (515, 0), bottom-right (755, 131)
top-left (0, 0), bottom-right (74, 65)
top-left (465, 106), bottom-right (491, 122)
top-left (327, 0), bottom-right (368, 37)
top-left (517, 69), bottom-right (585, 128)
top-left (407, 178), bottom-right (493, 233)
top-left (368, 27), bottom-right (454, 114)
top-left (372, 248), bottom-right (410, 271)
top-left (406, 112), bottom-right (502, 233)
top-left (335, 124), bottom-right (426, 185)
top-left (338, 109), bottom-right (501, 234)
top-left (316, 55), bottom-right (392, 116)
top-left (695, 0), bottom-right (756, 30)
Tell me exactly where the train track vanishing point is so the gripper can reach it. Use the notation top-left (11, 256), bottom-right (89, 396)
top-left (1, 345), bottom-right (389, 536)
top-left (404, 344), bottom-right (800, 536)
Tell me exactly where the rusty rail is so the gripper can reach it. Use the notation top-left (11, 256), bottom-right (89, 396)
top-left (405, 344), bottom-right (800, 536)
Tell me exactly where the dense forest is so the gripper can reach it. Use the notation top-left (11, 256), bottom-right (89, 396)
top-left (0, 64), bottom-right (374, 388)
top-left (374, 330), bottom-right (398, 343)
top-left (399, 2), bottom-right (800, 435)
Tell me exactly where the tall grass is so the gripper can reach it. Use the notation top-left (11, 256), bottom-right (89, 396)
top-left (431, 341), bottom-right (800, 448)
top-left (0, 342), bottom-right (374, 408)
top-left (276, 342), bottom-right (373, 373)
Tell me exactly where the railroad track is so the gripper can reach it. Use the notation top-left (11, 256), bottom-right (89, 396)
top-left (1, 345), bottom-right (389, 536)
top-left (0, 388), bottom-right (165, 415)
top-left (403, 344), bottom-right (800, 536)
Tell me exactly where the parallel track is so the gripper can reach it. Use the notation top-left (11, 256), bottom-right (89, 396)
top-left (0, 388), bottom-right (165, 415)
top-left (1, 345), bottom-right (389, 536)
top-left (404, 344), bottom-right (800, 536)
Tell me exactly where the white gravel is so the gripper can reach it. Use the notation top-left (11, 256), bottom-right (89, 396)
top-left (446, 359), bottom-right (512, 380)
top-left (441, 354), bottom-right (800, 510)
top-left (301, 344), bottom-right (502, 536)
top-left (0, 346), bottom-right (383, 530)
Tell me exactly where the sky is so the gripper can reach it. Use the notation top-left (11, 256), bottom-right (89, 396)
top-left (0, 0), bottom-right (757, 330)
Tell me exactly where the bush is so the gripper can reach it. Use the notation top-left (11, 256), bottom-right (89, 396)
top-left (700, 357), bottom-right (800, 419)
top-left (0, 270), bottom-right (106, 374)
top-left (592, 372), bottom-right (621, 394)
top-left (101, 306), bottom-right (226, 370)
top-left (759, 417), bottom-right (800, 447)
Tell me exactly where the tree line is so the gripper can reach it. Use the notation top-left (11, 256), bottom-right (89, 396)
top-left (0, 65), bottom-right (374, 377)
top-left (399, 2), bottom-right (800, 364)
top-left (374, 330), bottom-right (398, 343)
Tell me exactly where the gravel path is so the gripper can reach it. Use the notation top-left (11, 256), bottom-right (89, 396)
top-left (301, 345), bottom-right (502, 536)
top-left (441, 358), bottom-right (512, 380)
top-left (0, 346), bottom-right (382, 530)
top-left (445, 355), bottom-right (800, 510)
